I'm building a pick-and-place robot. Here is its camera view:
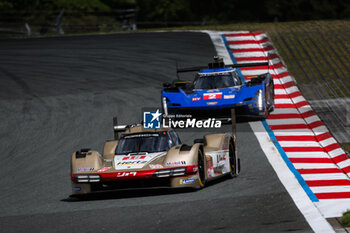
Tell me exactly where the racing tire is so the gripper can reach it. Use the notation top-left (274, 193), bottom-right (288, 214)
top-left (228, 139), bottom-right (239, 178)
top-left (260, 81), bottom-right (275, 119)
top-left (197, 148), bottom-right (206, 188)
top-left (267, 83), bottom-right (275, 113)
top-left (261, 85), bottom-right (274, 119)
top-left (261, 105), bottom-right (269, 119)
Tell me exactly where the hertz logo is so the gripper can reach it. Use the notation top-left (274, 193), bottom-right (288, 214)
top-left (116, 161), bottom-right (146, 166)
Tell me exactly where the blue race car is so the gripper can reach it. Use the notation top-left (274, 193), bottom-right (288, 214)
top-left (161, 56), bottom-right (274, 119)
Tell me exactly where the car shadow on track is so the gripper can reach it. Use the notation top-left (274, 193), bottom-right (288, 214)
top-left (61, 175), bottom-right (231, 202)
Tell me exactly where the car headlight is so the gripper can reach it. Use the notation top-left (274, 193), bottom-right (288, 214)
top-left (153, 167), bottom-right (186, 178)
top-left (75, 174), bottom-right (101, 183)
top-left (256, 89), bottom-right (263, 110)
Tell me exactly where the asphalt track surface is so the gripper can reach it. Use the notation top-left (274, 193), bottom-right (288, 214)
top-left (0, 32), bottom-right (312, 233)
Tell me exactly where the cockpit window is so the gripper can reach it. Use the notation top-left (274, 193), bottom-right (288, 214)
top-left (116, 134), bottom-right (170, 155)
top-left (194, 72), bottom-right (241, 90)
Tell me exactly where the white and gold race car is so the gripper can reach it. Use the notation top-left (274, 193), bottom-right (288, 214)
top-left (70, 114), bottom-right (240, 195)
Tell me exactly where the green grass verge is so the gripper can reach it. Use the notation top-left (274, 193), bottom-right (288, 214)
top-left (341, 143), bottom-right (350, 155)
top-left (340, 210), bottom-right (350, 227)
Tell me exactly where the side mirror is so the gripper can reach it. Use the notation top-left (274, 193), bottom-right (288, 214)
top-left (185, 82), bottom-right (194, 89)
top-left (184, 83), bottom-right (194, 94)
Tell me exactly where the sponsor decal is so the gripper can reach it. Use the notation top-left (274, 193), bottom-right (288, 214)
top-left (217, 153), bottom-right (226, 163)
top-left (115, 161), bottom-right (147, 166)
top-left (96, 167), bottom-right (111, 173)
top-left (166, 161), bottom-right (186, 166)
top-left (203, 93), bottom-right (222, 100)
top-left (143, 109), bottom-right (162, 129)
top-left (122, 156), bottom-right (146, 160)
top-left (116, 172), bottom-right (137, 177)
top-left (149, 164), bottom-right (164, 169)
top-left (77, 167), bottom-right (94, 172)
top-left (114, 152), bottom-right (164, 169)
top-left (192, 97), bottom-right (201, 101)
top-left (224, 95), bottom-right (235, 99)
top-left (180, 178), bottom-right (195, 184)
top-left (206, 156), bottom-right (214, 178)
top-left (206, 102), bottom-right (218, 105)
top-left (74, 187), bottom-right (82, 191)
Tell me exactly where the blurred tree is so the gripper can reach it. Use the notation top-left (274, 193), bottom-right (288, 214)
top-left (266, 0), bottom-right (350, 21)
top-left (0, 1), bottom-right (12, 10)
top-left (189, 0), bottom-right (237, 23)
top-left (1, 0), bottom-right (350, 33)
top-left (54, 0), bottom-right (110, 11)
top-left (101, 0), bottom-right (136, 9)
top-left (136, 0), bottom-right (191, 23)
top-left (0, 0), bottom-right (110, 11)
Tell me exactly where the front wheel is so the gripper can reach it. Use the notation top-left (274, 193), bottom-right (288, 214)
top-left (197, 149), bottom-right (206, 188)
top-left (261, 86), bottom-right (274, 119)
top-left (228, 140), bottom-right (239, 178)
top-left (267, 84), bottom-right (275, 113)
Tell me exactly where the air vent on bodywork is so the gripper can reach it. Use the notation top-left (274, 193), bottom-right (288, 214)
top-left (74, 174), bottom-right (101, 183)
top-left (75, 148), bottom-right (91, 159)
top-left (180, 145), bottom-right (192, 151)
top-left (153, 167), bottom-right (186, 178)
top-left (244, 97), bottom-right (256, 101)
top-left (193, 138), bottom-right (206, 145)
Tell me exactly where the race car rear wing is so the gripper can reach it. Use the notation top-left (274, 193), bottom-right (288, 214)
top-left (176, 56), bottom-right (269, 74)
top-left (113, 117), bottom-right (126, 140)
top-left (113, 117), bottom-right (142, 140)
top-left (177, 62), bottom-right (269, 73)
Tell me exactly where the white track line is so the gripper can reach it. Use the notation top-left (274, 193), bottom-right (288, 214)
top-left (286, 152), bottom-right (330, 158)
top-left (250, 122), bottom-right (335, 233)
top-left (294, 163), bottom-right (338, 169)
top-left (206, 30), bottom-right (335, 233)
top-left (301, 173), bottom-right (348, 181)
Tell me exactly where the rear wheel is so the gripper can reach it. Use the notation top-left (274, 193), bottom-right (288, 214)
top-left (267, 84), bottom-right (275, 112)
top-left (228, 140), bottom-right (238, 178)
top-left (197, 149), bottom-right (206, 188)
top-left (261, 84), bottom-right (274, 119)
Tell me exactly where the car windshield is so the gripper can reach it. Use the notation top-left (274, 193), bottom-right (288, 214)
top-left (194, 72), bottom-right (241, 90)
top-left (116, 134), bottom-right (169, 155)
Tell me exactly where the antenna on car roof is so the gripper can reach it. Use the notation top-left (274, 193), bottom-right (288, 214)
top-left (113, 117), bottom-right (135, 140)
top-left (208, 56), bottom-right (225, 69)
